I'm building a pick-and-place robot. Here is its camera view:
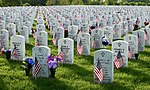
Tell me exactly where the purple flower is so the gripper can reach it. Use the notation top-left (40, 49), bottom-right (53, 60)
top-left (48, 55), bottom-right (54, 61)
top-left (48, 60), bottom-right (58, 69)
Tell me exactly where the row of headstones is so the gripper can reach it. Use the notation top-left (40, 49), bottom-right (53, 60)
top-left (43, 6), bottom-right (150, 30)
top-left (8, 36), bottom-right (140, 81)
top-left (1, 24), bottom-right (148, 61)
top-left (0, 7), bottom-right (37, 43)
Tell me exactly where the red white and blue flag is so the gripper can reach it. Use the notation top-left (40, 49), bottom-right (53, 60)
top-left (94, 60), bottom-right (103, 81)
top-left (33, 57), bottom-right (41, 79)
top-left (114, 51), bottom-right (124, 69)
top-left (138, 33), bottom-right (141, 44)
top-left (11, 45), bottom-right (19, 60)
top-left (144, 30), bottom-right (149, 41)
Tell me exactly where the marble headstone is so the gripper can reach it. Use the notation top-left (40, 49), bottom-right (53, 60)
top-left (10, 35), bottom-right (25, 61)
top-left (94, 49), bottom-right (114, 84)
top-left (58, 38), bottom-right (74, 64)
top-left (124, 35), bottom-right (138, 59)
top-left (35, 31), bottom-right (48, 46)
top-left (32, 46), bottom-right (50, 78)
top-left (112, 40), bottom-right (128, 67)
top-left (91, 29), bottom-right (104, 48)
top-left (77, 33), bottom-right (90, 55)
top-left (132, 30), bottom-right (145, 51)
top-left (0, 29), bottom-right (9, 50)
top-left (18, 26), bottom-right (29, 43)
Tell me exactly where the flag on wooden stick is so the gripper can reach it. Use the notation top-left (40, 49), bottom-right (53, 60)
top-left (114, 51), bottom-right (124, 69)
top-left (77, 40), bottom-right (82, 55)
top-left (11, 45), bottom-right (19, 60)
top-left (94, 60), bottom-right (103, 81)
top-left (144, 29), bottom-right (149, 41)
top-left (33, 57), bottom-right (41, 79)
top-left (92, 38), bottom-right (96, 48)
top-left (138, 33), bottom-right (141, 44)
top-left (128, 47), bottom-right (132, 59)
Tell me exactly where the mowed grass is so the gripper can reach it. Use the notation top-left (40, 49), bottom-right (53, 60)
top-left (0, 20), bottom-right (150, 90)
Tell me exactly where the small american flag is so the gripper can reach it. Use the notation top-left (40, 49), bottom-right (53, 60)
top-left (144, 30), bottom-right (149, 41)
top-left (52, 38), bottom-right (56, 45)
top-left (33, 57), bottom-right (41, 78)
top-left (77, 40), bottom-right (82, 55)
top-left (138, 33), bottom-right (141, 44)
top-left (92, 38), bottom-right (96, 48)
top-left (114, 29), bottom-right (117, 33)
top-left (77, 45), bottom-right (82, 55)
top-left (114, 51), bottom-right (124, 69)
top-left (128, 47), bottom-right (132, 59)
top-left (57, 51), bottom-right (63, 62)
top-left (94, 60), bottom-right (103, 81)
top-left (36, 39), bottom-right (40, 46)
top-left (11, 45), bottom-right (19, 60)
top-left (1, 47), bottom-right (4, 54)
top-left (33, 32), bottom-right (36, 38)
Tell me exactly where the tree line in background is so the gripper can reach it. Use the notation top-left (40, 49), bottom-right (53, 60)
top-left (0, 0), bottom-right (150, 6)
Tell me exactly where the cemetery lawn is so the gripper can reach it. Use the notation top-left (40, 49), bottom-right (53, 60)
top-left (0, 20), bottom-right (150, 90)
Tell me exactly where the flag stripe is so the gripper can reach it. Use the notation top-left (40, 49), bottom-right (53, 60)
top-left (114, 56), bottom-right (124, 69)
top-left (94, 67), bottom-right (103, 81)
top-left (33, 62), bottom-right (41, 77)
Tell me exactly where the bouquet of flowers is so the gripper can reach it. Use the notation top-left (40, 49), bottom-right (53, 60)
top-left (3, 49), bottom-right (11, 60)
top-left (22, 57), bottom-right (34, 76)
top-left (47, 54), bottom-right (63, 78)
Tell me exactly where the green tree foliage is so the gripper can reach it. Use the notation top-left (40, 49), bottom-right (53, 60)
top-left (58, 0), bottom-right (70, 5)
top-left (46, 0), bottom-right (53, 5)
top-left (0, 0), bottom-right (150, 6)
top-left (71, 0), bottom-right (83, 5)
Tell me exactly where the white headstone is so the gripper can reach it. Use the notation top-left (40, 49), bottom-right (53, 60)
top-left (113, 24), bottom-right (121, 40)
top-left (58, 38), bottom-right (74, 64)
top-left (112, 40), bottom-right (128, 67)
top-left (144, 26), bottom-right (150, 46)
top-left (36, 24), bottom-right (45, 32)
top-left (53, 27), bottom-right (64, 46)
top-left (124, 35), bottom-right (138, 59)
top-left (10, 35), bottom-right (25, 61)
top-left (24, 21), bottom-right (32, 35)
top-left (94, 49), bottom-right (114, 84)
top-left (132, 30), bottom-right (145, 51)
top-left (80, 23), bottom-right (89, 33)
top-left (19, 26), bottom-right (29, 43)
top-left (0, 29), bottom-right (9, 50)
top-left (91, 29), bottom-right (104, 48)
top-left (68, 25), bottom-right (78, 40)
top-left (103, 26), bottom-right (113, 44)
top-left (32, 46), bottom-right (50, 78)
top-left (35, 31), bottom-right (48, 46)
top-left (0, 20), bottom-right (5, 29)
top-left (77, 33), bottom-right (90, 55)
top-left (6, 23), bottom-right (16, 37)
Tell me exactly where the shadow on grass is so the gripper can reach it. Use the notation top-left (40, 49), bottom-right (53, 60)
top-left (25, 43), bottom-right (35, 56)
top-left (101, 81), bottom-right (132, 90)
top-left (6, 60), bottom-right (23, 70)
top-left (0, 77), bottom-right (8, 90)
top-left (130, 58), bottom-right (150, 68)
top-left (139, 50), bottom-right (150, 57)
top-left (75, 55), bottom-right (94, 65)
top-left (29, 77), bottom-right (75, 90)
top-left (62, 64), bottom-right (93, 83)
top-left (118, 66), bottom-right (150, 84)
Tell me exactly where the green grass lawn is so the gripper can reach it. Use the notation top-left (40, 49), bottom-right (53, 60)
top-left (0, 20), bottom-right (150, 90)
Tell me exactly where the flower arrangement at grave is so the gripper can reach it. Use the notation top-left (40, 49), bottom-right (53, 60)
top-left (47, 54), bottom-right (63, 78)
top-left (1, 49), bottom-right (11, 60)
top-left (102, 35), bottom-right (109, 48)
top-left (22, 57), bottom-right (34, 76)
top-left (21, 54), bottom-right (63, 78)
